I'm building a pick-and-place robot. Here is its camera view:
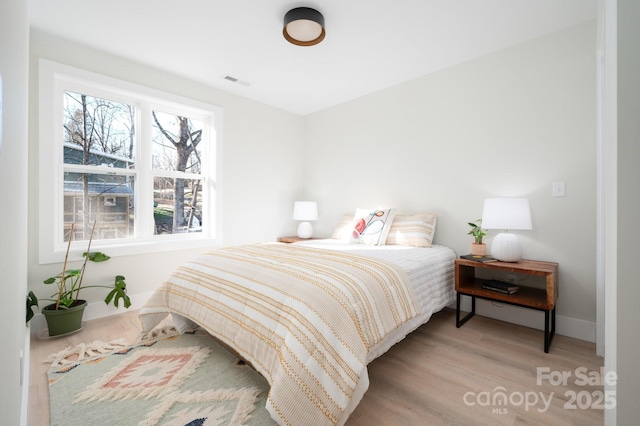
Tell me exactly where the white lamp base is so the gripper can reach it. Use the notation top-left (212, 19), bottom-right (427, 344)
top-left (297, 221), bottom-right (313, 239)
top-left (490, 233), bottom-right (523, 262)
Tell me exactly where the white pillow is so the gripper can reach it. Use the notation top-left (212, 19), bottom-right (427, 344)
top-left (351, 208), bottom-right (396, 246)
top-left (385, 213), bottom-right (437, 247)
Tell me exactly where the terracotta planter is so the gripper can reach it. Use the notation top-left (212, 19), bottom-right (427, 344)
top-left (42, 300), bottom-right (87, 336)
top-left (471, 243), bottom-right (487, 256)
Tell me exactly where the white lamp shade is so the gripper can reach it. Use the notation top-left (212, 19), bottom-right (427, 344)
top-left (481, 198), bottom-right (532, 231)
top-left (293, 201), bottom-right (318, 221)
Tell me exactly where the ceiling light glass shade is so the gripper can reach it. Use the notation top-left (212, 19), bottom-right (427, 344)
top-left (481, 198), bottom-right (532, 262)
top-left (293, 201), bottom-right (318, 239)
top-left (283, 7), bottom-right (325, 46)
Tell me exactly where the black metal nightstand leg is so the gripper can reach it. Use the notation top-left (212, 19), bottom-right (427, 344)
top-left (456, 293), bottom-right (475, 328)
top-left (544, 307), bottom-right (556, 353)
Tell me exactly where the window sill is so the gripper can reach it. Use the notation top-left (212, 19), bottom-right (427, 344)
top-left (39, 237), bottom-right (221, 264)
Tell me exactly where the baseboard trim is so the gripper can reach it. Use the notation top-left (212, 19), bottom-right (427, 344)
top-left (31, 292), bottom-right (597, 345)
top-left (29, 291), bottom-right (154, 335)
top-left (456, 298), bottom-right (596, 343)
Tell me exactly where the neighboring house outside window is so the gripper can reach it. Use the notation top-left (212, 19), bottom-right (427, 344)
top-left (39, 60), bottom-right (222, 263)
top-left (63, 143), bottom-right (135, 241)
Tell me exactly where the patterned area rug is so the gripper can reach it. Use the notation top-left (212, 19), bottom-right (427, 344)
top-left (47, 328), bottom-right (276, 426)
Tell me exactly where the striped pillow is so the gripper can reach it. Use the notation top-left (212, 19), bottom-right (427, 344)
top-left (385, 213), bottom-right (437, 247)
top-left (331, 214), bottom-right (356, 240)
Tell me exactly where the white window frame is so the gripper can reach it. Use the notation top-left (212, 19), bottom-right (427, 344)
top-left (39, 59), bottom-right (223, 264)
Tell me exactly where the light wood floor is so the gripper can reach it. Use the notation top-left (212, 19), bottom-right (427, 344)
top-left (29, 308), bottom-right (604, 426)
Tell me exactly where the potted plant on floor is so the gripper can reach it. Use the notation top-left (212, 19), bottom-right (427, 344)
top-left (467, 219), bottom-right (487, 256)
top-left (26, 222), bottom-right (132, 336)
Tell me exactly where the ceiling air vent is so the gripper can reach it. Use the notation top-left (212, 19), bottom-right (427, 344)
top-left (223, 75), bottom-right (251, 87)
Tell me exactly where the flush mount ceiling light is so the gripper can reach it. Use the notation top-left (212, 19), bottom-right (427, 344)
top-left (283, 7), bottom-right (325, 46)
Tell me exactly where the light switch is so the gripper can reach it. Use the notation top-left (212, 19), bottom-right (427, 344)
top-left (552, 181), bottom-right (566, 197)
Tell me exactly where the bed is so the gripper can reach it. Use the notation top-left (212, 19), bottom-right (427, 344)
top-left (139, 239), bottom-right (455, 425)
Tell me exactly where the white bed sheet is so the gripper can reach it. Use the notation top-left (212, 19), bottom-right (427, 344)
top-left (293, 239), bottom-right (456, 362)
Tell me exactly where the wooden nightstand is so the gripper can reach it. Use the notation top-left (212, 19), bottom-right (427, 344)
top-left (277, 236), bottom-right (319, 243)
top-left (455, 258), bottom-right (559, 353)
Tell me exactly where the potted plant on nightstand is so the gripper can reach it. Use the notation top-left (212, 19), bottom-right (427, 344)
top-left (467, 219), bottom-right (487, 256)
top-left (26, 222), bottom-right (132, 336)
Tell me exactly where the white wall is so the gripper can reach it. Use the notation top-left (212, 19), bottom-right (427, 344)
top-left (304, 21), bottom-right (597, 340)
top-left (0, 0), bottom-right (29, 424)
top-left (27, 30), bottom-right (305, 325)
top-left (26, 22), bottom-right (600, 343)
top-left (616, 0), bottom-right (640, 422)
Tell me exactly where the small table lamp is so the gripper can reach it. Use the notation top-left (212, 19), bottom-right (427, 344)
top-left (481, 198), bottom-right (532, 262)
top-left (293, 201), bottom-right (318, 239)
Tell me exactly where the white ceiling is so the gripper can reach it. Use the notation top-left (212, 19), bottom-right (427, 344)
top-left (29, 0), bottom-right (597, 115)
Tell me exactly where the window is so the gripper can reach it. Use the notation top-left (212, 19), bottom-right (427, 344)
top-left (39, 60), bottom-right (222, 263)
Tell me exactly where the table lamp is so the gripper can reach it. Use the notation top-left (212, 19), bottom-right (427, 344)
top-left (481, 198), bottom-right (532, 262)
top-left (293, 201), bottom-right (318, 238)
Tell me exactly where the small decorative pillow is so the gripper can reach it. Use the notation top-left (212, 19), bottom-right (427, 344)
top-left (331, 214), bottom-right (356, 240)
top-left (385, 213), bottom-right (437, 247)
top-left (351, 208), bottom-right (396, 246)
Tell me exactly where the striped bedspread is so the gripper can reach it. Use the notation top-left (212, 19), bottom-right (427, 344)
top-left (139, 243), bottom-right (419, 426)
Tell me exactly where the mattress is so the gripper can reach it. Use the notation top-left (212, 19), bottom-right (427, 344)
top-left (292, 240), bottom-right (456, 361)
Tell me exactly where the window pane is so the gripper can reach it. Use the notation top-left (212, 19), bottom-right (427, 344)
top-left (63, 91), bottom-right (135, 168)
top-left (152, 111), bottom-right (203, 174)
top-left (63, 172), bottom-right (135, 242)
top-left (154, 177), bottom-right (203, 234)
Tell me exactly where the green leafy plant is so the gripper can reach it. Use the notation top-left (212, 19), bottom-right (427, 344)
top-left (26, 222), bottom-right (131, 324)
top-left (467, 219), bottom-right (487, 244)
